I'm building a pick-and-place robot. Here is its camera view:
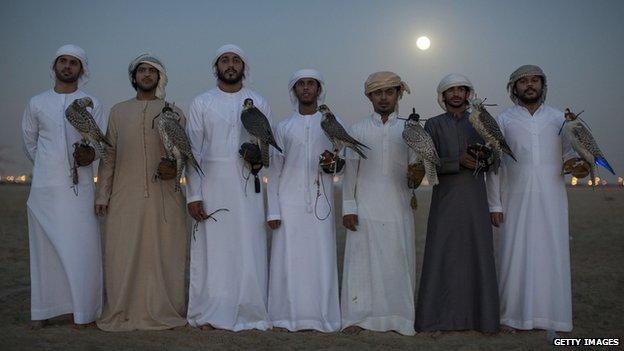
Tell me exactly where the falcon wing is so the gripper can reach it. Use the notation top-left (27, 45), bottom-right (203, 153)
top-left (478, 107), bottom-right (505, 142)
top-left (403, 127), bottom-right (440, 165)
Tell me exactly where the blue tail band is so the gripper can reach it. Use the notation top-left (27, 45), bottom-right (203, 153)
top-left (595, 158), bottom-right (615, 175)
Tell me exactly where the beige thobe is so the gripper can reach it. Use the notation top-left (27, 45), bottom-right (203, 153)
top-left (95, 98), bottom-right (188, 331)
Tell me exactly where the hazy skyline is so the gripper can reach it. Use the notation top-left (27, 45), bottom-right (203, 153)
top-left (1, 0), bottom-right (622, 182)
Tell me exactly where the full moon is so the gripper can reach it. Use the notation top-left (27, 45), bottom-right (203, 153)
top-left (416, 36), bottom-right (431, 51)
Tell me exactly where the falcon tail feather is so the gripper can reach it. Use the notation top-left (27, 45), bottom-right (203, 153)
top-left (355, 140), bottom-right (371, 150)
top-left (261, 142), bottom-right (270, 168)
top-left (269, 140), bottom-right (283, 153)
top-left (501, 141), bottom-right (517, 162)
top-left (595, 157), bottom-right (615, 175)
top-left (351, 145), bottom-right (368, 160)
top-left (102, 136), bottom-right (113, 148)
top-left (424, 161), bottom-right (439, 186)
top-left (188, 157), bottom-right (204, 176)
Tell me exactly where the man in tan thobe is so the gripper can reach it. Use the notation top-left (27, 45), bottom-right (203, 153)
top-left (95, 53), bottom-right (188, 331)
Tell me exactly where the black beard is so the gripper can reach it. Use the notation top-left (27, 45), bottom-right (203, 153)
top-left (136, 80), bottom-right (158, 93)
top-left (517, 90), bottom-right (542, 104)
top-left (445, 98), bottom-right (467, 108)
top-left (217, 69), bottom-right (243, 85)
top-left (55, 69), bottom-right (79, 84)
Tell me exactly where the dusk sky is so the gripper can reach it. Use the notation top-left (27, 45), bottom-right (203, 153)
top-left (1, 0), bottom-right (622, 182)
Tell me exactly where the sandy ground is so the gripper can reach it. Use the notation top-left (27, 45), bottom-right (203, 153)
top-left (0, 184), bottom-right (622, 350)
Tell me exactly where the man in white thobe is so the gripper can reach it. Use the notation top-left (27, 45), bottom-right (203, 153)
top-left (341, 71), bottom-right (417, 336)
top-left (186, 44), bottom-right (272, 331)
top-left (487, 65), bottom-right (586, 333)
top-left (266, 69), bottom-right (341, 332)
top-left (21, 44), bottom-right (104, 328)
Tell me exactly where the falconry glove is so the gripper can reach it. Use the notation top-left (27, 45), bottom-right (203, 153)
top-left (467, 143), bottom-right (494, 174)
top-left (156, 158), bottom-right (177, 181)
top-left (319, 150), bottom-right (345, 174)
top-left (407, 163), bottom-right (426, 189)
top-left (73, 144), bottom-right (95, 167)
top-left (239, 142), bottom-right (263, 193)
top-left (563, 157), bottom-right (591, 179)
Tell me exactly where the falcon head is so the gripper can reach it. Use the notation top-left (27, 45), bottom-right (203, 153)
top-left (405, 112), bottom-right (421, 127)
top-left (243, 98), bottom-right (254, 110)
top-left (74, 97), bottom-right (93, 109)
top-left (318, 105), bottom-right (334, 121)
top-left (318, 104), bottom-right (330, 114)
top-left (468, 97), bottom-right (497, 112)
top-left (468, 97), bottom-right (484, 111)
top-left (564, 108), bottom-right (578, 121)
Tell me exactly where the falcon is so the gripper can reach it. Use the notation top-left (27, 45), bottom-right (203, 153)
top-left (401, 109), bottom-right (440, 185)
top-left (154, 103), bottom-right (203, 192)
top-left (318, 104), bottom-right (370, 159)
top-left (65, 97), bottom-right (111, 155)
top-left (560, 109), bottom-right (615, 188)
top-left (240, 98), bottom-right (282, 167)
top-left (468, 97), bottom-right (517, 173)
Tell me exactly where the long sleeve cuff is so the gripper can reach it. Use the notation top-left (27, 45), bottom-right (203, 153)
top-left (186, 194), bottom-right (203, 204)
top-left (342, 200), bottom-right (358, 215)
top-left (489, 205), bottom-right (503, 212)
top-left (95, 195), bottom-right (110, 206)
top-left (267, 214), bottom-right (281, 221)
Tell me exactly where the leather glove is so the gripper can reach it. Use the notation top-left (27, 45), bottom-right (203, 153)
top-left (157, 158), bottom-right (177, 180)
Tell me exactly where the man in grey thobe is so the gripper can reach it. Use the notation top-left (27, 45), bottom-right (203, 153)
top-left (415, 74), bottom-right (499, 333)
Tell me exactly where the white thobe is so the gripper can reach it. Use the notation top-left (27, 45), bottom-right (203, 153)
top-left (486, 104), bottom-right (576, 332)
top-left (185, 87), bottom-right (272, 331)
top-left (21, 89), bottom-right (104, 323)
top-left (266, 112), bottom-right (341, 332)
top-left (341, 113), bottom-right (417, 336)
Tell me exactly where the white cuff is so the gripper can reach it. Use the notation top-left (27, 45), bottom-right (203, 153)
top-left (186, 195), bottom-right (203, 204)
top-left (342, 200), bottom-right (358, 216)
top-left (267, 214), bottom-right (281, 221)
top-left (489, 206), bottom-right (503, 213)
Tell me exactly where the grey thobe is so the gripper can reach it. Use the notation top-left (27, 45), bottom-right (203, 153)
top-left (415, 112), bottom-right (499, 333)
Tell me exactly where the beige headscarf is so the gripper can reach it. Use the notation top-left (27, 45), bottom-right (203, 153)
top-left (507, 64), bottom-right (547, 105)
top-left (128, 53), bottom-right (168, 99)
top-left (364, 71), bottom-right (410, 112)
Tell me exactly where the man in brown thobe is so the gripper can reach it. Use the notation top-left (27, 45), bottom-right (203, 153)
top-left (95, 53), bottom-right (188, 331)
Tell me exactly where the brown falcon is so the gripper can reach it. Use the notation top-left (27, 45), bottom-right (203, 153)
top-left (154, 103), bottom-right (203, 192)
top-left (401, 110), bottom-right (440, 185)
top-left (468, 97), bottom-right (517, 173)
top-left (318, 104), bottom-right (370, 159)
top-left (65, 97), bottom-right (111, 154)
top-left (240, 98), bottom-right (282, 167)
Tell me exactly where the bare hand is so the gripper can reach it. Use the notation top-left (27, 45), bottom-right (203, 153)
top-left (343, 214), bottom-right (359, 231)
top-left (490, 212), bottom-right (504, 227)
top-left (267, 220), bottom-right (281, 230)
top-left (95, 204), bottom-right (108, 217)
top-left (459, 152), bottom-right (477, 170)
top-left (74, 145), bottom-right (95, 167)
top-left (188, 201), bottom-right (209, 221)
